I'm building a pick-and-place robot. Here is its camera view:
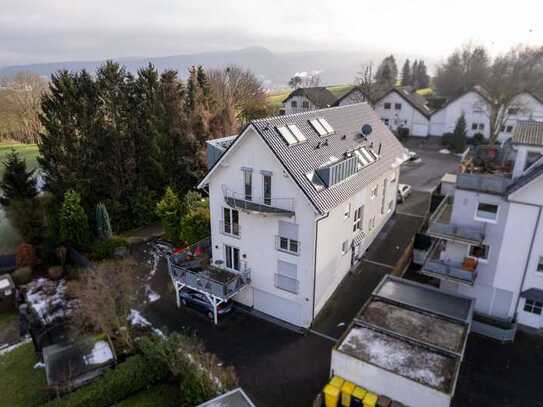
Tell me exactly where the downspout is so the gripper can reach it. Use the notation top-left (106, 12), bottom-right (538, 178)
top-left (312, 212), bottom-right (329, 321)
top-left (513, 204), bottom-right (542, 318)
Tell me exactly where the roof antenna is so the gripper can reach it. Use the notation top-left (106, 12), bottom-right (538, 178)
top-left (323, 139), bottom-right (329, 146)
top-left (263, 122), bottom-right (270, 131)
top-left (378, 143), bottom-right (382, 155)
top-left (315, 141), bottom-right (321, 149)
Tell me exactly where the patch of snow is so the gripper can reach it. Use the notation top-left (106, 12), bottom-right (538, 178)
top-left (0, 337), bottom-right (31, 357)
top-left (337, 322), bottom-right (346, 327)
top-left (439, 148), bottom-right (451, 155)
top-left (145, 286), bottom-right (160, 303)
top-left (34, 362), bottom-right (45, 369)
top-left (0, 278), bottom-right (10, 290)
top-left (24, 278), bottom-right (76, 324)
top-left (339, 326), bottom-right (450, 390)
top-left (128, 309), bottom-right (164, 338)
top-left (412, 158), bottom-right (422, 164)
top-left (84, 341), bottom-right (113, 365)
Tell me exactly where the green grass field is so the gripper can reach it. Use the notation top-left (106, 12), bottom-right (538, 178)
top-left (0, 342), bottom-right (49, 407)
top-left (0, 143), bottom-right (40, 179)
top-left (266, 84), bottom-right (355, 108)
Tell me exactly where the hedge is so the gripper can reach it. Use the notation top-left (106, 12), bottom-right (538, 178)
top-left (45, 354), bottom-right (169, 407)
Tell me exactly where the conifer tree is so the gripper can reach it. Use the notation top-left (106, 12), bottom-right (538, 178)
top-left (96, 202), bottom-right (113, 240)
top-left (451, 114), bottom-right (467, 153)
top-left (401, 59), bottom-right (412, 87)
top-left (0, 149), bottom-right (38, 206)
top-left (59, 190), bottom-right (90, 248)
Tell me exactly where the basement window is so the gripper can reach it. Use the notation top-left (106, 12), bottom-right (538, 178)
top-left (524, 299), bottom-right (543, 315)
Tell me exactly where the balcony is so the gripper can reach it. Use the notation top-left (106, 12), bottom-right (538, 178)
top-left (420, 245), bottom-right (478, 286)
top-left (167, 238), bottom-right (250, 301)
top-left (456, 173), bottom-right (512, 195)
top-left (222, 186), bottom-right (295, 217)
top-left (428, 196), bottom-right (485, 245)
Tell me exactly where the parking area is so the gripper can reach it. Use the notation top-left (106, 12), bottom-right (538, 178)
top-left (400, 138), bottom-right (461, 192)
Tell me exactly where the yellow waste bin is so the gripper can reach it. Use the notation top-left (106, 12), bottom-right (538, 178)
top-left (329, 375), bottom-right (345, 389)
top-left (351, 386), bottom-right (367, 407)
top-left (363, 392), bottom-right (378, 407)
top-left (341, 381), bottom-right (355, 406)
top-left (323, 384), bottom-right (341, 407)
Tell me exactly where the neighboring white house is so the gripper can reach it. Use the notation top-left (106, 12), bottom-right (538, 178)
top-left (333, 87), bottom-right (368, 107)
top-left (497, 92), bottom-right (543, 142)
top-left (195, 103), bottom-right (407, 327)
top-left (429, 86), bottom-right (493, 139)
top-left (281, 87), bottom-right (337, 115)
top-left (423, 121), bottom-right (543, 331)
top-left (373, 87), bottom-right (433, 137)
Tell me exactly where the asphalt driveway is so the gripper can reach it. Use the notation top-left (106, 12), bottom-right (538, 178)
top-left (400, 138), bottom-right (460, 192)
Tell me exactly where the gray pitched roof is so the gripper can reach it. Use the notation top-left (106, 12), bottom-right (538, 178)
top-left (512, 121), bottom-right (543, 146)
top-left (251, 103), bottom-right (407, 214)
top-left (282, 87), bottom-right (337, 108)
top-left (375, 86), bottom-right (434, 118)
top-left (507, 162), bottom-right (543, 195)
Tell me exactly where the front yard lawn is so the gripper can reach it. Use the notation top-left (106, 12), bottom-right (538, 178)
top-left (0, 342), bottom-right (49, 407)
top-left (113, 383), bottom-right (181, 407)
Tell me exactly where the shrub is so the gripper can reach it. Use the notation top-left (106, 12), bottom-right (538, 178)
top-left (155, 187), bottom-right (184, 242)
top-left (451, 114), bottom-right (467, 153)
top-left (44, 354), bottom-right (169, 407)
top-left (179, 207), bottom-right (210, 245)
top-left (12, 266), bottom-right (32, 285)
top-left (397, 127), bottom-right (410, 139)
top-left (441, 132), bottom-right (453, 146)
top-left (59, 190), bottom-right (90, 248)
top-left (88, 238), bottom-right (129, 261)
top-left (469, 133), bottom-right (486, 146)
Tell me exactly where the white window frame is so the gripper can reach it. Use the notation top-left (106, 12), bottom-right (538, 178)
top-left (524, 299), bottom-right (543, 315)
top-left (222, 207), bottom-right (240, 237)
top-left (341, 240), bottom-right (349, 255)
top-left (277, 236), bottom-right (299, 255)
top-left (224, 244), bottom-right (240, 272)
top-left (536, 256), bottom-right (543, 273)
top-left (467, 243), bottom-right (490, 264)
top-left (474, 202), bottom-right (499, 223)
top-left (353, 206), bottom-right (363, 233)
top-left (370, 185), bottom-right (378, 200)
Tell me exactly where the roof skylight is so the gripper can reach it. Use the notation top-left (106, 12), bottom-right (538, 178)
top-left (276, 124), bottom-right (306, 146)
top-left (309, 119), bottom-right (328, 137)
top-left (318, 118), bottom-right (335, 135)
top-left (288, 124), bottom-right (307, 142)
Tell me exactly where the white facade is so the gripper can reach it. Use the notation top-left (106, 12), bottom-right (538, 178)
top-left (429, 91), bottom-right (492, 139)
top-left (374, 91), bottom-right (430, 137)
top-left (201, 126), bottom-right (399, 328)
top-left (435, 144), bottom-right (543, 329)
top-left (283, 95), bottom-right (316, 115)
top-left (497, 93), bottom-right (543, 142)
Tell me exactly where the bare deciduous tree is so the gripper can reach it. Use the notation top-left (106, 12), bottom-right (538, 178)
top-left (69, 260), bottom-right (142, 352)
top-left (354, 63), bottom-right (381, 104)
top-left (207, 65), bottom-right (267, 136)
top-left (0, 72), bottom-right (47, 143)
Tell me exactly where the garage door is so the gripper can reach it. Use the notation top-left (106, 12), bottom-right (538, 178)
top-left (412, 123), bottom-right (428, 137)
top-left (253, 289), bottom-right (302, 326)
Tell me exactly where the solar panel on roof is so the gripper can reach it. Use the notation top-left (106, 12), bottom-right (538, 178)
top-left (276, 126), bottom-right (297, 145)
top-left (318, 118), bottom-right (335, 135)
top-left (287, 124), bottom-right (307, 142)
top-left (309, 119), bottom-right (327, 137)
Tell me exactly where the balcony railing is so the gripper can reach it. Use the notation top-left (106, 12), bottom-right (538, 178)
top-left (456, 173), bottom-right (512, 195)
top-left (422, 257), bottom-right (478, 286)
top-left (222, 186), bottom-right (295, 216)
top-left (168, 238), bottom-right (250, 300)
top-left (427, 222), bottom-right (485, 245)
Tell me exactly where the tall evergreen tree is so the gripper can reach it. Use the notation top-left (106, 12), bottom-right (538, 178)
top-left (376, 55), bottom-right (398, 89)
top-left (401, 59), bottom-right (412, 86)
top-left (96, 202), bottom-right (113, 240)
top-left (451, 114), bottom-right (467, 153)
top-left (0, 149), bottom-right (38, 206)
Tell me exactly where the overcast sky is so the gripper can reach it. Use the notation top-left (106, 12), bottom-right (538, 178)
top-left (1, 0), bottom-right (541, 67)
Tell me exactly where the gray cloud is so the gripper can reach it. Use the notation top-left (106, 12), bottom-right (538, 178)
top-left (1, 0), bottom-right (542, 67)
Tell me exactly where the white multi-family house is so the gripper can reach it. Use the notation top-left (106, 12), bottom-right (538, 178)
top-left (180, 104), bottom-right (407, 328)
top-left (429, 86), bottom-right (493, 139)
top-left (373, 87), bottom-right (433, 137)
top-left (422, 121), bottom-right (543, 332)
top-left (281, 87), bottom-right (337, 115)
top-left (497, 92), bottom-right (543, 142)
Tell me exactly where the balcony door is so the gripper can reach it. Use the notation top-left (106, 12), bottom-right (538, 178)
top-left (225, 244), bottom-right (240, 271)
top-left (263, 173), bottom-right (272, 205)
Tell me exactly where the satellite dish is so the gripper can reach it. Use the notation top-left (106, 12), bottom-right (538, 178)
top-left (361, 124), bottom-right (373, 136)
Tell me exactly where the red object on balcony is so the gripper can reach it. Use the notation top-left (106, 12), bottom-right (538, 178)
top-left (173, 247), bottom-right (185, 255)
top-left (194, 246), bottom-right (203, 257)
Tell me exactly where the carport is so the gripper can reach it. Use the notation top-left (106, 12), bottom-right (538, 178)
top-left (167, 238), bottom-right (251, 324)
